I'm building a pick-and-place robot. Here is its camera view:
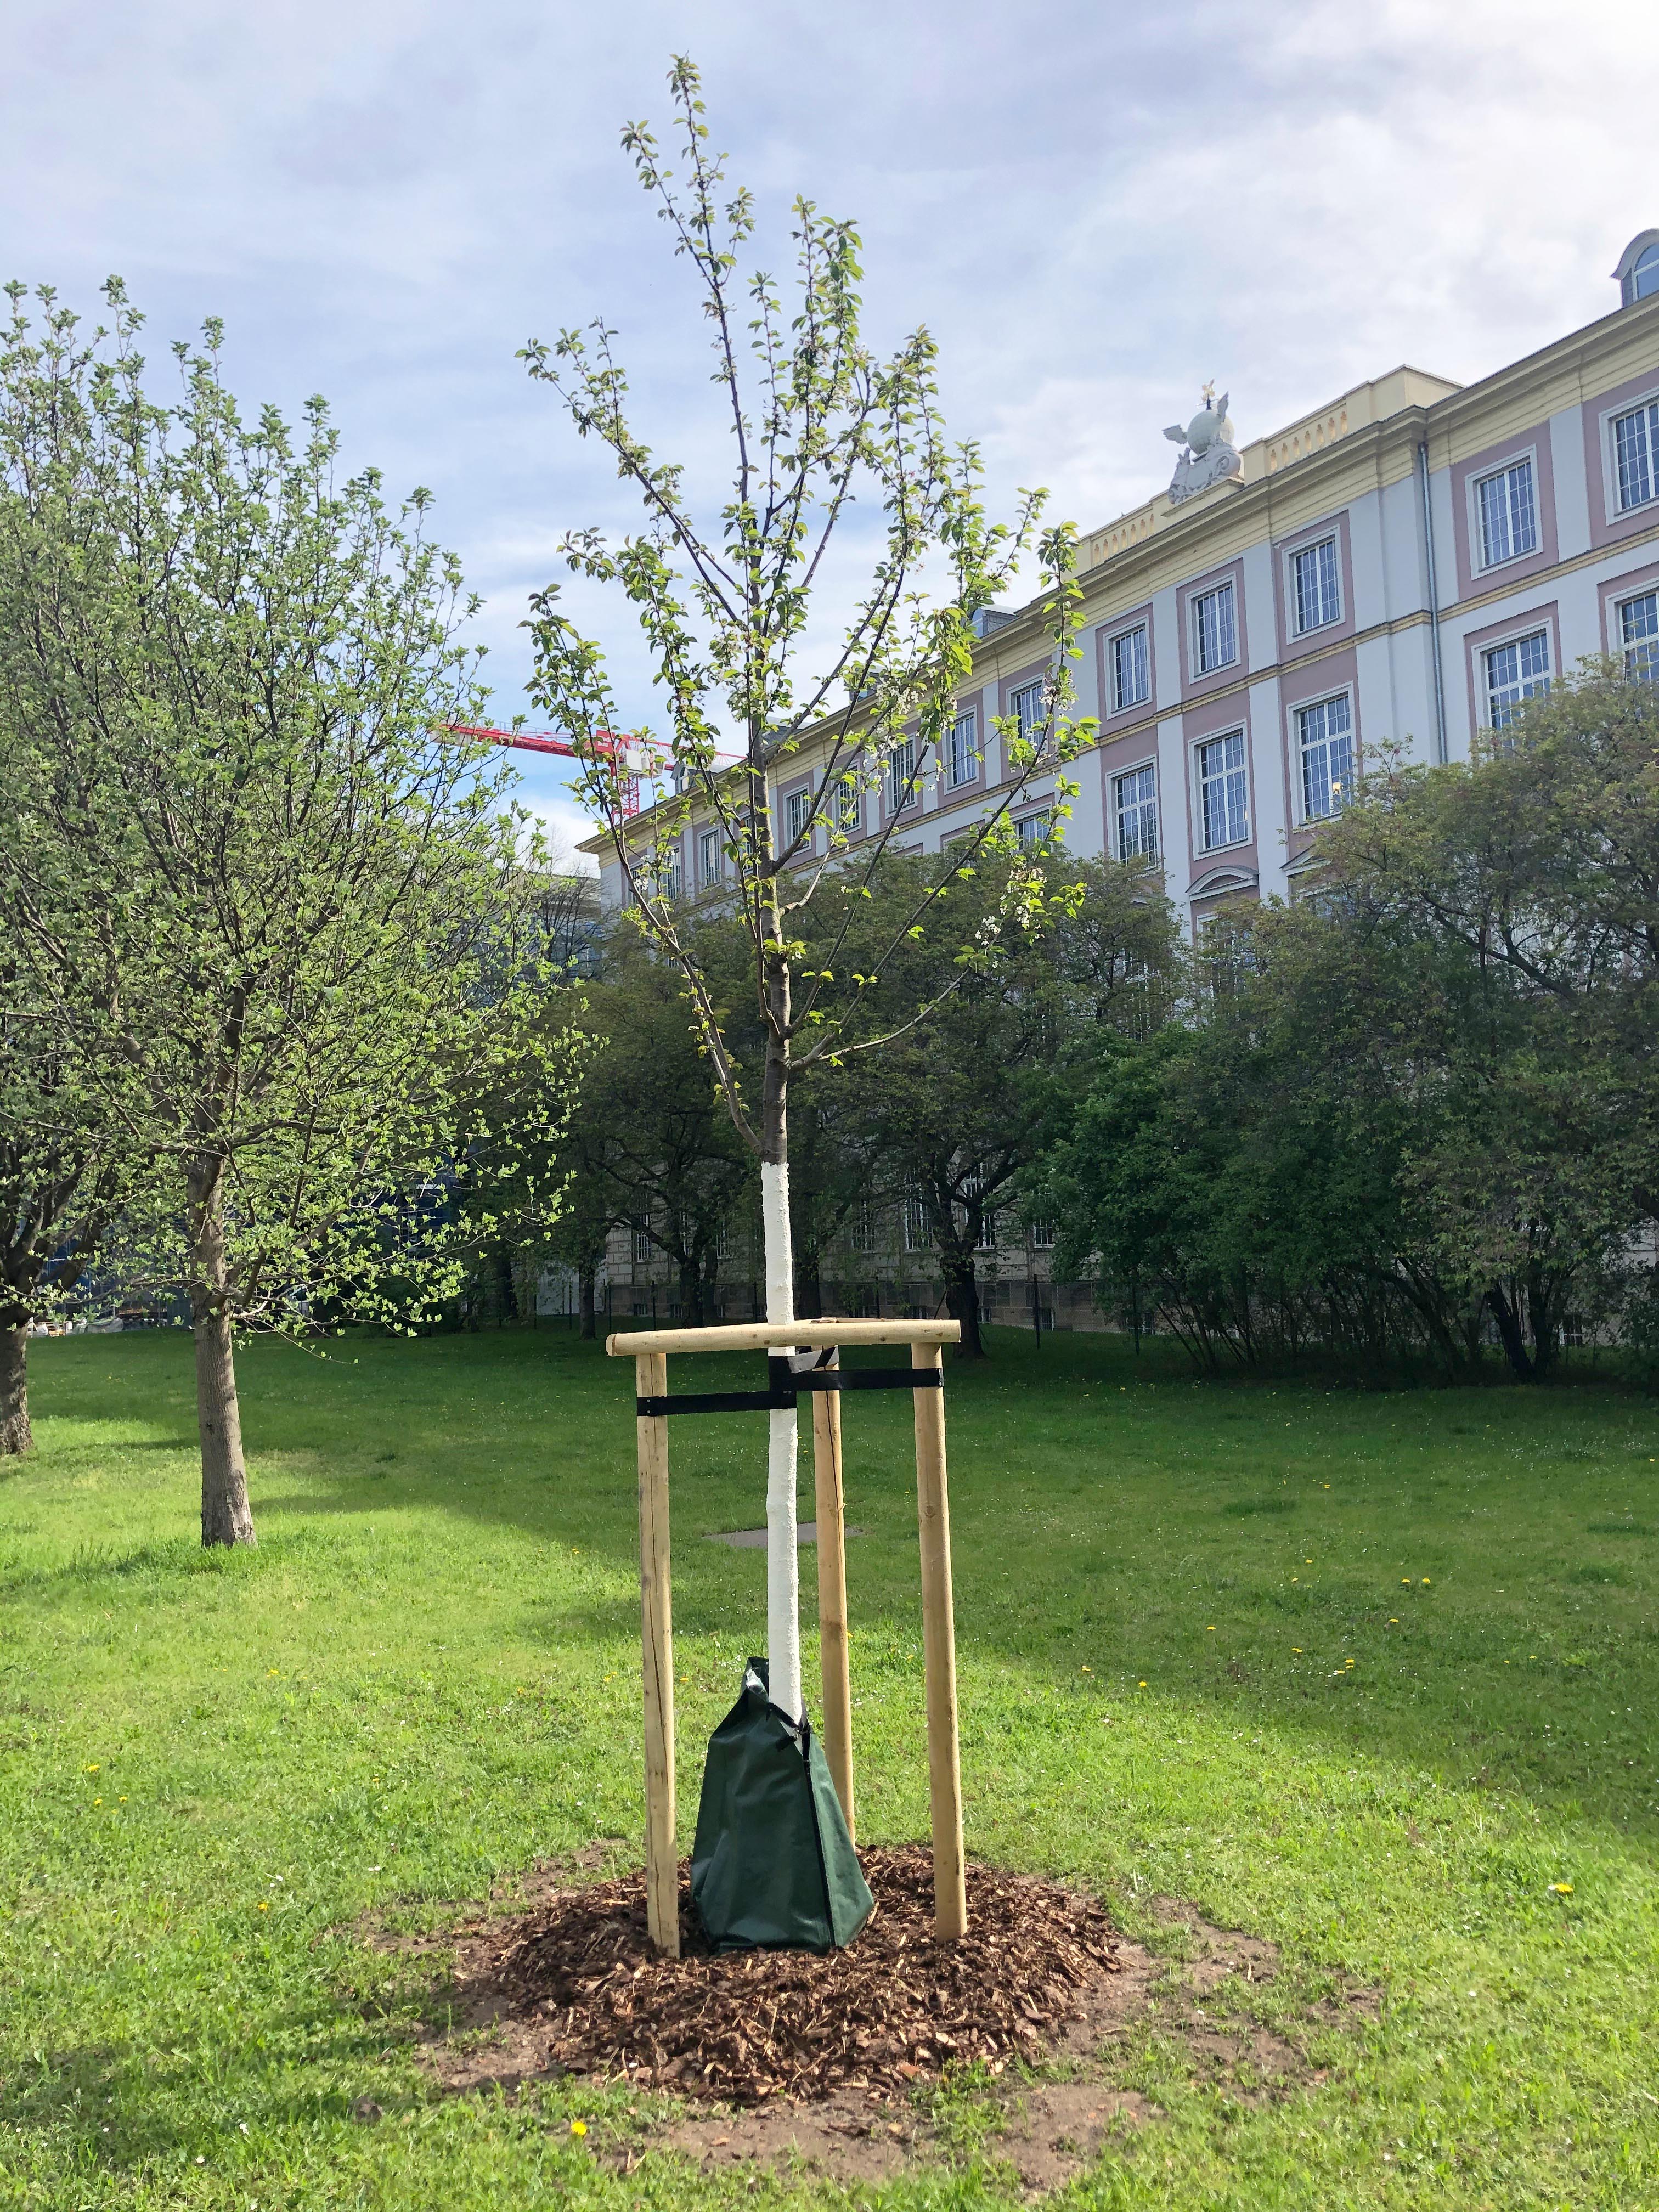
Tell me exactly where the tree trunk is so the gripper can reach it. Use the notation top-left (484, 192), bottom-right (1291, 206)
top-left (579, 1263), bottom-right (597, 1340)
top-left (188, 1160), bottom-right (256, 1547)
top-left (760, 977), bottom-right (803, 1724)
top-left (0, 1325), bottom-right (31, 1457)
top-left (493, 1245), bottom-right (517, 1325)
top-left (678, 1252), bottom-right (702, 1327)
top-left (1526, 1265), bottom-right (1561, 1382)
top-left (1486, 1282), bottom-right (1536, 1381)
top-left (794, 1249), bottom-right (823, 1320)
top-left (941, 1252), bottom-right (986, 1358)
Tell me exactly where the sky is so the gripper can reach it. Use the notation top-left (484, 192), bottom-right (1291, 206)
top-left (4, 0), bottom-right (1653, 862)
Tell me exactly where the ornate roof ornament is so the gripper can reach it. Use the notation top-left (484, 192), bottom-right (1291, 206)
top-left (1163, 385), bottom-right (1241, 506)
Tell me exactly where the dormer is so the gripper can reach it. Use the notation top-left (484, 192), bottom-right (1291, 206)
top-left (1613, 230), bottom-right (1659, 308)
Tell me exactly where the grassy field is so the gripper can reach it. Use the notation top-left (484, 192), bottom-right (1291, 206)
top-left (1, 1324), bottom-right (1656, 2209)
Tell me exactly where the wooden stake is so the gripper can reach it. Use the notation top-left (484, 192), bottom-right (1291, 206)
top-left (635, 1350), bottom-right (678, 1957)
top-left (912, 1340), bottom-right (967, 1939)
top-left (811, 1352), bottom-right (855, 1837)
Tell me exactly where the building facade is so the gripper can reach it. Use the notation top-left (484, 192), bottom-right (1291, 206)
top-left (588, 244), bottom-right (1659, 940)
top-left (579, 241), bottom-right (1659, 1328)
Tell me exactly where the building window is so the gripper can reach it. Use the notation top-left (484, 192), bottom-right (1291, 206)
top-left (887, 736), bottom-right (918, 813)
top-left (1485, 629), bottom-right (1551, 730)
top-left (1192, 582), bottom-right (1238, 675)
top-left (944, 707), bottom-right (978, 788)
top-left (698, 828), bottom-right (721, 887)
top-left (1008, 680), bottom-right (1047, 747)
top-left (1114, 764), bottom-right (1158, 862)
top-left (632, 1221), bottom-right (652, 1265)
top-left (1618, 589), bottom-right (1659, 680)
top-left (785, 786), bottom-right (814, 845)
top-left (662, 850), bottom-right (682, 900)
top-left (1624, 245), bottom-right (1659, 306)
top-left (1016, 810), bottom-right (1051, 851)
top-left (1028, 1220), bottom-right (1055, 1251)
top-left (1613, 400), bottom-right (1659, 512)
top-left (835, 774), bottom-right (861, 834)
top-left (902, 1189), bottom-right (930, 1251)
top-left (1109, 624), bottom-right (1150, 712)
top-left (1197, 730), bottom-right (1249, 850)
top-left (1290, 536), bottom-right (1341, 634)
top-left (1475, 457), bottom-right (1538, 568)
top-left (847, 1201), bottom-right (877, 1255)
top-left (960, 1177), bottom-right (997, 1251)
top-left (1295, 693), bottom-right (1354, 821)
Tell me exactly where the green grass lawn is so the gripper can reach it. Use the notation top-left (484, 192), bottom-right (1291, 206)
top-left (2, 1324), bottom-right (1656, 2209)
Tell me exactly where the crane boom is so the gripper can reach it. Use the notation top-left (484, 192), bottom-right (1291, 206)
top-left (440, 721), bottom-right (644, 815)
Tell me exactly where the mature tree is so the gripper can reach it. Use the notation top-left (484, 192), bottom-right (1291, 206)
top-left (839, 850), bottom-right (1178, 1354)
top-left (0, 284), bottom-right (584, 1541)
top-left (1322, 670), bottom-right (1659, 1374)
top-left (524, 61), bottom-right (1091, 1720)
top-left (569, 926), bottom-right (754, 1326)
top-left (1325, 668), bottom-right (1659, 1218)
top-left (1034, 905), bottom-right (1496, 1376)
top-left (1019, 674), bottom-right (1659, 1384)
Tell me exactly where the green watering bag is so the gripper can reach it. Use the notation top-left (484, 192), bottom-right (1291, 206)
top-left (690, 1658), bottom-right (873, 1952)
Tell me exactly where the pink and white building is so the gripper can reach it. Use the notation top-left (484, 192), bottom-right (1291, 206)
top-left (591, 231), bottom-right (1659, 939)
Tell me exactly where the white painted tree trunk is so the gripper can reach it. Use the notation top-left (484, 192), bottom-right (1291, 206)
top-left (760, 1159), bottom-right (803, 1723)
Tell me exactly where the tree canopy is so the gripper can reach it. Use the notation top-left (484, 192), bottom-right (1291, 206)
top-left (0, 283), bottom-right (585, 1535)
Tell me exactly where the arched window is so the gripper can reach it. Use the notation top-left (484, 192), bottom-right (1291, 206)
top-left (1614, 230), bottom-right (1659, 307)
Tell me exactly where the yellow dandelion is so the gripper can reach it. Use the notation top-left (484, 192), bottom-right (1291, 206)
top-left (1137, 1679), bottom-right (1148, 1688)
top-left (93, 1796), bottom-right (103, 1806)
top-left (1549, 1882), bottom-right (1573, 1896)
top-left (1291, 1647), bottom-right (1303, 1654)
top-left (1389, 1618), bottom-right (1399, 1624)
top-left (1421, 1578), bottom-right (1431, 1585)
top-left (257, 1900), bottom-right (270, 1912)
top-left (84, 1764), bottom-right (99, 1774)
top-left (1206, 1626), bottom-right (1216, 1632)
top-left (569, 2119), bottom-right (588, 2137)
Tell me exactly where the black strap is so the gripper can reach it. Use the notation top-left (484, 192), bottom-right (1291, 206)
top-left (636, 1353), bottom-right (943, 1419)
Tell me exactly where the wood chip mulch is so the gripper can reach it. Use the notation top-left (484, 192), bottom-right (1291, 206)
top-left (479, 1844), bottom-right (1121, 2104)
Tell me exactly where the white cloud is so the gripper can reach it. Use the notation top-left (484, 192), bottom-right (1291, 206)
top-left (517, 788), bottom-right (602, 876)
top-left (4, 0), bottom-right (1652, 733)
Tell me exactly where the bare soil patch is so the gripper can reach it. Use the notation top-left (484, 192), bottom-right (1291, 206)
top-left (394, 1849), bottom-right (1375, 2193)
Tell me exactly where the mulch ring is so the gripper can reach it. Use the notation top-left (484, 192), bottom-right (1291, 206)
top-left (456, 1845), bottom-right (1120, 2105)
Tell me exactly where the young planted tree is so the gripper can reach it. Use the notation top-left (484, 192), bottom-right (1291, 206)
top-left (0, 285), bottom-right (585, 1541)
top-left (524, 60), bottom-right (1092, 1724)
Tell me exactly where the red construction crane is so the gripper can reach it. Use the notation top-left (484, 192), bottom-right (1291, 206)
top-left (442, 721), bottom-right (649, 815)
top-left (441, 722), bottom-right (747, 823)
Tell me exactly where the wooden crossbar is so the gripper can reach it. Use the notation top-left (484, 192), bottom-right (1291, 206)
top-left (611, 1316), bottom-right (967, 1955)
top-left (606, 1317), bottom-right (960, 1357)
